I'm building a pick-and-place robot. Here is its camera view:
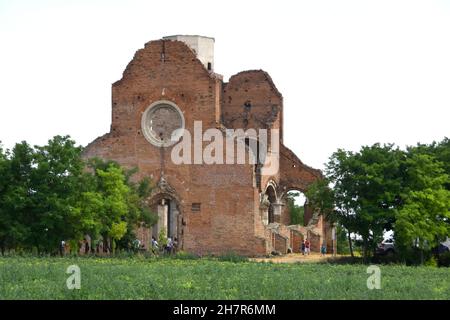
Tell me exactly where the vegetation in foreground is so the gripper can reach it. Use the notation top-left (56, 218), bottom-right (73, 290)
top-left (0, 256), bottom-right (449, 300)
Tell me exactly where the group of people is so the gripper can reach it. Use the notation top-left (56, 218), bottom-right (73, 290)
top-left (301, 239), bottom-right (311, 255)
top-left (60, 238), bottom-right (109, 256)
top-left (301, 239), bottom-right (327, 256)
top-left (151, 236), bottom-right (178, 255)
top-left (59, 236), bottom-right (178, 256)
top-left (132, 238), bottom-right (146, 252)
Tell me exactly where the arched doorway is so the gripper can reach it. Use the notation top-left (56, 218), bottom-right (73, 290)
top-left (281, 189), bottom-right (308, 226)
top-left (266, 185), bottom-right (277, 223)
top-left (150, 196), bottom-right (181, 241)
top-left (261, 182), bottom-right (281, 224)
top-left (147, 177), bottom-right (184, 249)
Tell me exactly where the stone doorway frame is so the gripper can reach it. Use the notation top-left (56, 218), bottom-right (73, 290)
top-left (146, 177), bottom-right (184, 250)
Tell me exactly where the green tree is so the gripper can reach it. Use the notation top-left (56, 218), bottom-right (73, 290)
top-left (305, 177), bottom-right (359, 257)
top-left (411, 138), bottom-right (450, 190)
top-left (110, 221), bottom-right (128, 254)
top-left (305, 178), bottom-right (334, 218)
top-left (27, 136), bottom-right (87, 253)
top-left (0, 137), bottom-right (157, 255)
top-left (395, 147), bottom-right (450, 263)
top-left (296, 138), bottom-right (449, 263)
top-left (0, 143), bottom-right (14, 254)
top-left (285, 192), bottom-right (304, 226)
top-left (0, 142), bottom-right (35, 253)
top-left (323, 144), bottom-right (404, 260)
top-left (335, 223), bottom-right (351, 255)
top-left (82, 159), bottom-right (157, 253)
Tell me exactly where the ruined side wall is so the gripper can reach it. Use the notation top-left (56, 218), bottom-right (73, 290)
top-left (222, 70), bottom-right (283, 135)
top-left (83, 40), bottom-right (268, 256)
top-left (279, 144), bottom-right (322, 193)
top-left (222, 70), bottom-right (284, 193)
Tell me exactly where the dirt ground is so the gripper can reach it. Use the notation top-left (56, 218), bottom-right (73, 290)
top-left (251, 252), bottom-right (342, 263)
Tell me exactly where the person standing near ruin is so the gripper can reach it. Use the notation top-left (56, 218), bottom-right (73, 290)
top-left (166, 237), bottom-right (174, 254)
top-left (60, 240), bottom-right (66, 256)
top-left (305, 239), bottom-right (310, 255)
top-left (321, 243), bottom-right (327, 256)
top-left (133, 238), bottom-right (141, 252)
top-left (151, 236), bottom-right (159, 254)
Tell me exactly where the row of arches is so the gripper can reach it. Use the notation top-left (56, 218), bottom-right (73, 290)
top-left (262, 182), bottom-right (309, 226)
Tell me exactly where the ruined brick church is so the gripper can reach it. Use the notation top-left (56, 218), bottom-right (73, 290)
top-left (83, 35), bottom-right (334, 256)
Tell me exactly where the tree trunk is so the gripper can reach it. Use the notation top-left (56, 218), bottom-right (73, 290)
top-left (101, 234), bottom-right (109, 253)
top-left (420, 240), bottom-right (424, 265)
top-left (347, 230), bottom-right (354, 258)
top-left (362, 238), bottom-right (369, 263)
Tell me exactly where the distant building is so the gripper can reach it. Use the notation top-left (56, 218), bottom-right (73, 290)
top-left (84, 35), bottom-right (333, 256)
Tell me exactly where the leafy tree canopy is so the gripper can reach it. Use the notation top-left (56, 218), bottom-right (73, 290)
top-left (0, 136), bottom-right (157, 254)
top-left (307, 138), bottom-right (449, 262)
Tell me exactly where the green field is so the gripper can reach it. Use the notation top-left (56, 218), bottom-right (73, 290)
top-left (0, 257), bottom-right (449, 299)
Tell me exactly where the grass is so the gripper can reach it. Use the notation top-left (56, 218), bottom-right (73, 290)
top-left (0, 256), bottom-right (449, 299)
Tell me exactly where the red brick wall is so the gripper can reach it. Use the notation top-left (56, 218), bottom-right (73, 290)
top-left (274, 233), bottom-right (288, 254)
top-left (291, 230), bottom-right (304, 253)
top-left (279, 145), bottom-right (322, 193)
top-left (83, 38), bottom-right (326, 257)
top-left (308, 231), bottom-right (321, 252)
top-left (281, 202), bottom-right (291, 225)
top-left (222, 70), bottom-right (282, 136)
top-left (83, 39), bottom-right (272, 256)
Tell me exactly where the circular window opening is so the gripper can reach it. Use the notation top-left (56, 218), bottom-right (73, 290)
top-left (141, 100), bottom-right (185, 147)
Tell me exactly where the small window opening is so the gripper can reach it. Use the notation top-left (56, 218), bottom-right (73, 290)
top-left (191, 203), bottom-right (201, 212)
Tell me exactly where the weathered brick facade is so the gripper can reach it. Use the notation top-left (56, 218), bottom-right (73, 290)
top-left (83, 35), bottom-right (334, 256)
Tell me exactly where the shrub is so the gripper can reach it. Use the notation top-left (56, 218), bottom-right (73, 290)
top-left (158, 229), bottom-right (168, 248)
top-left (172, 251), bottom-right (200, 260)
top-left (438, 252), bottom-right (450, 267)
top-left (215, 252), bottom-right (248, 263)
top-left (425, 256), bottom-right (438, 268)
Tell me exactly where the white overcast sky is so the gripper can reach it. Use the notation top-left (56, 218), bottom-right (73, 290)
top-left (0, 0), bottom-right (449, 170)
